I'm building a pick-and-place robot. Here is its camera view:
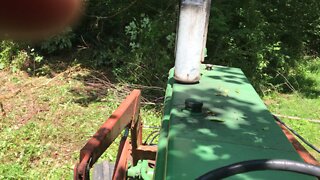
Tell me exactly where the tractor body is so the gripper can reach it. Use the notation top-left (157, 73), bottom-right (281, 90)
top-left (74, 0), bottom-right (319, 179)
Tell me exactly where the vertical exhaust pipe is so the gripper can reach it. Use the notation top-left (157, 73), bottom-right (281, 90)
top-left (174, 0), bottom-right (211, 83)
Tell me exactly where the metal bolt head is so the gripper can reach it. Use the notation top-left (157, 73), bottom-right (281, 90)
top-left (185, 98), bottom-right (203, 113)
top-left (205, 64), bottom-right (213, 71)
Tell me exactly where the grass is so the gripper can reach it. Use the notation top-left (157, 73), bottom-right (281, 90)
top-left (0, 66), bottom-right (163, 179)
top-left (264, 92), bottom-right (320, 161)
top-left (263, 58), bottom-right (320, 161)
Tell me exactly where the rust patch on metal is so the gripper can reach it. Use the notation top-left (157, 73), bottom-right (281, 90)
top-left (277, 122), bottom-right (319, 166)
top-left (113, 136), bottom-right (131, 180)
top-left (136, 145), bottom-right (158, 161)
top-left (74, 90), bottom-right (141, 180)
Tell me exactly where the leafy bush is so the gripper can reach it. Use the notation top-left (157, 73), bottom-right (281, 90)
top-left (39, 29), bottom-right (75, 54)
top-left (73, 0), bottom-right (177, 85)
top-left (73, 0), bottom-right (320, 89)
top-left (205, 0), bottom-right (320, 92)
top-left (1, 0), bottom-right (320, 90)
top-left (0, 41), bottom-right (20, 70)
top-left (109, 13), bottom-right (175, 85)
top-left (0, 41), bottom-right (43, 73)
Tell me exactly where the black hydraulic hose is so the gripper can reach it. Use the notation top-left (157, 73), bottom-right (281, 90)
top-left (196, 159), bottom-right (320, 180)
top-left (273, 114), bottom-right (320, 154)
top-left (144, 130), bottom-right (159, 145)
top-left (149, 132), bottom-right (160, 145)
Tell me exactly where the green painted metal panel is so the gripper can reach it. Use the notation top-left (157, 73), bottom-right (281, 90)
top-left (154, 65), bottom-right (315, 180)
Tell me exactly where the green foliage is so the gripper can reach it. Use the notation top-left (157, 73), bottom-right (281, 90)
top-left (40, 29), bottom-right (74, 53)
top-left (1, 0), bottom-right (320, 90)
top-left (0, 41), bottom-right (31, 73)
top-left (205, 0), bottom-right (320, 92)
top-left (0, 41), bottom-right (43, 73)
top-left (0, 163), bottom-right (26, 179)
top-left (0, 41), bottom-right (20, 70)
top-left (109, 13), bottom-right (175, 85)
top-left (10, 50), bottom-right (29, 73)
top-left (69, 0), bottom-right (320, 89)
top-left (73, 0), bottom-right (177, 85)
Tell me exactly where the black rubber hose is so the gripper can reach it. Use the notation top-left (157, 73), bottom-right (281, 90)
top-left (273, 114), bottom-right (320, 153)
top-left (149, 132), bottom-right (160, 145)
top-left (196, 159), bottom-right (320, 180)
top-left (143, 130), bottom-right (159, 145)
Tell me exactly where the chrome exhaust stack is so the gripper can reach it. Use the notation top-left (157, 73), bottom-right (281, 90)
top-left (174, 0), bottom-right (211, 83)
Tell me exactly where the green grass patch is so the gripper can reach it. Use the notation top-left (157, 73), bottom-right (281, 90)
top-left (264, 93), bottom-right (320, 161)
top-left (263, 59), bottom-right (320, 161)
top-left (0, 68), bottom-right (163, 179)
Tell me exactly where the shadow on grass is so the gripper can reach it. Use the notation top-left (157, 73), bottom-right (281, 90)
top-left (29, 50), bottom-right (320, 104)
top-left (26, 51), bottom-right (165, 107)
top-left (273, 72), bottom-right (320, 99)
top-left (69, 72), bottom-right (165, 107)
top-left (292, 76), bottom-right (320, 99)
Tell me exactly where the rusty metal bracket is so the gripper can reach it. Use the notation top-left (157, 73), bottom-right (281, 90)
top-left (74, 89), bottom-right (159, 180)
top-left (74, 90), bottom-right (141, 180)
top-left (135, 145), bottom-right (157, 161)
top-left (113, 129), bottom-right (131, 180)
